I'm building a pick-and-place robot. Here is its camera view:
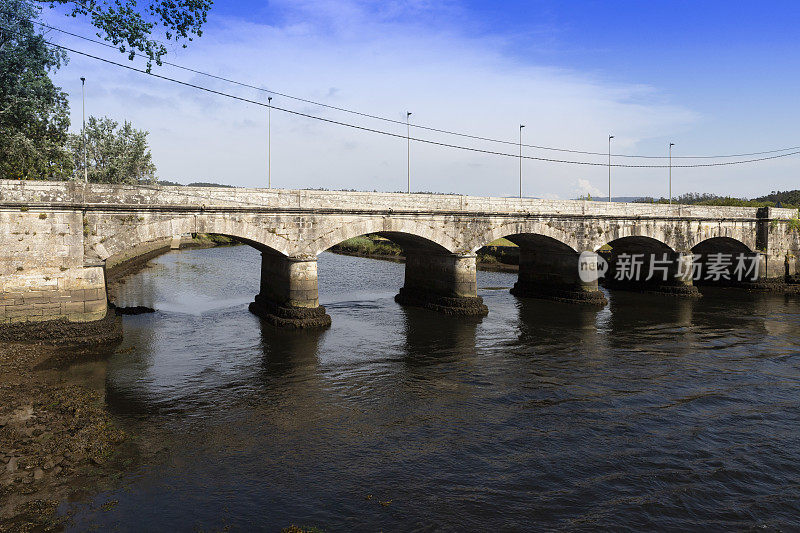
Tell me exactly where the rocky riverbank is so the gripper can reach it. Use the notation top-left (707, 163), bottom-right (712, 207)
top-left (0, 341), bottom-right (136, 531)
top-left (0, 234), bottom-right (236, 530)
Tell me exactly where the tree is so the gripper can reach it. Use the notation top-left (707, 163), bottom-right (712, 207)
top-left (47, 0), bottom-right (213, 69)
top-left (0, 0), bottom-right (72, 179)
top-left (68, 115), bottom-right (157, 184)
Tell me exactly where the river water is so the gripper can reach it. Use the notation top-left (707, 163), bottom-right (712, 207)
top-left (63, 246), bottom-right (800, 531)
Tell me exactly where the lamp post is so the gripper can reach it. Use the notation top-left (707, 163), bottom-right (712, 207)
top-left (607, 135), bottom-right (614, 203)
top-left (406, 112), bottom-right (412, 193)
top-left (669, 142), bottom-right (674, 205)
top-left (268, 96), bottom-right (272, 189)
top-left (80, 77), bottom-right (87, 183)
top-left (519, 124), bottom-right (525, 198)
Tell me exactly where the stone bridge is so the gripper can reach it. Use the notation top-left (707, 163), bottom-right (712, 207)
top-left (1, 180), bottom-right (798, 327)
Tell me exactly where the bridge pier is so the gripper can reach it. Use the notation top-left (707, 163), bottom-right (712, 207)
top-left (605, 250), bottom-right (700, 296)
top-left (249, 253), bottom-right (332, 329)
top-left (395, 253), bottom-right (488, 316)
top-left (510, 249), bottom-right (608, 305)
top-left (787, 253), bottom-right (799, 284)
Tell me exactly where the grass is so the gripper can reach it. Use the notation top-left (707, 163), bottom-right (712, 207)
top-left (332, 234), bottom-right (521, 266)
top-left (487, 237), bottom-right (517, 247)
top-left (333, 235), bottom-right (403, 256)
top-left (193, 233), bottom-right (240, 246)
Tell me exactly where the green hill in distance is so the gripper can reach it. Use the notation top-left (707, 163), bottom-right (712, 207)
top-left (633, 190), bottom-right (800, 209)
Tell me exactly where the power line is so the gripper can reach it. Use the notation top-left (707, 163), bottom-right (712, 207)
top-left (4, 21), bottom-right (800, 169)
top-left (37, 39), bottom-right (800, 168)
top-left (21, 15), bottom-right (800, 161)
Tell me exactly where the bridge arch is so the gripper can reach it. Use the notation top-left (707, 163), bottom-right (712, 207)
top-left (690, 237), bottom-right (757, 286)
top-left (90, 215), bottom-right (293, 262)
top-left (468, 220), bottom-right (578, 254)
top-left (603, 235), bottom-right (675, 253)
top-left (311, 217), bottom-right (457, 256)
top-left (691, 236), bottom-right (753, 255)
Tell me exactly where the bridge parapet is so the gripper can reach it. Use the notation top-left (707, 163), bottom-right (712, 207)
top-left (2, 180), bottom-right (795, 220)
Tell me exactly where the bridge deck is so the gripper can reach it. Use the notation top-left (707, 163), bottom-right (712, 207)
top-left (1, 180), bottom-right (796, 220)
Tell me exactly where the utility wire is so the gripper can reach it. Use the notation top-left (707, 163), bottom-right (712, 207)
top-left (35, 38), bottom-right (800, 168)
top-left (5, 20), bottom-right (800, 169)
top-left (20, 15), bottom-right (800, 161)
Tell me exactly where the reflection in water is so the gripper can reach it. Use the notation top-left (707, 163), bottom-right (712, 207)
top-left (516, 297), bottom-right (600, 347)
top-left (401, 306), bottom-right (479, 365)
top-left (259, 320), bottom-right (325, 377)
top-left (66, 247), bottom-right (800, 531)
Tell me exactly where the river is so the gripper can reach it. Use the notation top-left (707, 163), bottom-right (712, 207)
top-left (62, 245), bottom-right (800, 530)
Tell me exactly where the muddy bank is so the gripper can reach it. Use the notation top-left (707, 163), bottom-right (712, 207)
top-left (0, 237), bottom-right (237, 530)
top-left (0, 311), bottom-right (122, 349)
top-left (180, 233), bottom-right (241, 250)
top-left (0, 342), bottom-right (137, 532)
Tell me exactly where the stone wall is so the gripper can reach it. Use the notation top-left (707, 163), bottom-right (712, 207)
top-left (0, 206), bottom-right (107, 324)
top-left (0, 266), bottom-right (106, 324)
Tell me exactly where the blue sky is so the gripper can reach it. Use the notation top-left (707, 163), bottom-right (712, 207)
top-left (43, 0), bottom-right (800, 198)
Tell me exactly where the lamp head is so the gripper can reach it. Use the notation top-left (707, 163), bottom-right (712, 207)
top-left (609, 135), bottom-right (614, 140)
top-left (670, 142), bottom-right (675, 147)
top-left (80, 77), bottom-right (85, 83)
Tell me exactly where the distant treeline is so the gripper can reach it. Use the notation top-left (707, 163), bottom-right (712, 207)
top-left (157, 180), bottom-right (235, 188)
top-left (635, 190), bottom-right (800, 209)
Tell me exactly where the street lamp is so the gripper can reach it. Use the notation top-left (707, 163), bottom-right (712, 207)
top-left (669, 142), bottom-right (675, 205)
top-left (608, 135), bottom-right (614, 203)
top-left (80, 77), bottom-right (87, 183)
top-left (519, 124), bottom-right (525, 198)
top-left (406, 112), bottom-right (412, 194)
top-left (267, 96), bottom-right (272, 189)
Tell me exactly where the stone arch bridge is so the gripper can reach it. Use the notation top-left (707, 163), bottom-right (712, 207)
top-left (1, 180), bottom-right (797, 327)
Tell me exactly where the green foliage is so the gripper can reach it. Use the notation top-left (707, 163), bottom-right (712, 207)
top-left (187, 181), bottom-right (234, 188)
top-left (636, 192), bottom-right (797, 209)
top-left (753, 190), bottom-right (800, 207)
top-left (487, 237), bottom-right (517, 247)
top-left (50, 0), bottom-right (212, 70)
top-left (157, 180), bottom-right (235, 187)
top-left (68, 116), bottom-right (157, 184)
top-left (0, 0), bottom-right (72, 179)
top-left (333, 235), bottom-right (403, 256)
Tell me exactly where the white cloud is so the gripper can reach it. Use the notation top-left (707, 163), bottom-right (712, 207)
top-left (575, 178), bottom-right (603, 198)
top-left (48, 0), bottom-right (782, 199)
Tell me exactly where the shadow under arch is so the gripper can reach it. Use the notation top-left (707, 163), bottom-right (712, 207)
top-left (692, 236), bottom-right (753, 255)
top-left (469, 221), bottom-right (578, 255)
top-left (605, 235), bottom-right (675, 254)
top-left (602, 235), bottom-right (699, 296)
top-left (492, 233), bottom-right (607, 305)
top-left (691, 237), bottom-right (760, 287)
